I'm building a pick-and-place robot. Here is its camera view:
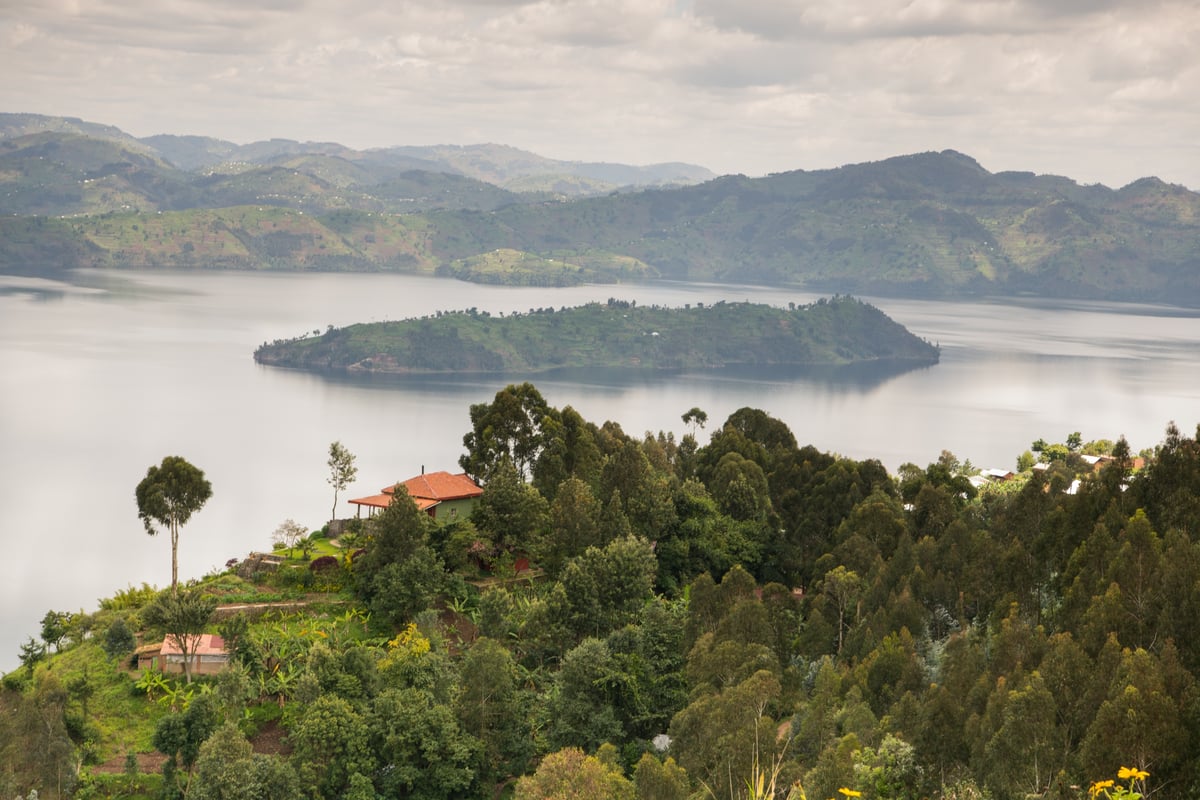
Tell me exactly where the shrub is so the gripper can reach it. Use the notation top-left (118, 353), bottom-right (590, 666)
top-left (310, 555), bottom-right (340, 573)
top-left (100, 583), bottom-right (159, 611)
top-left (102, 616), bottom-right (137, 660)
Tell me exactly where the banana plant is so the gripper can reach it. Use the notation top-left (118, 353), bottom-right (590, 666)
top-left (134, 668), bottom-right (169, 701)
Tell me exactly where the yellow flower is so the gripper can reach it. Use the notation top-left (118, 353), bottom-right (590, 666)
top-left (1089, 779), bottom-right (1114, 798)
top-left (837, 790), bottom-right (862, 798)
top-left (1118, 766), bottom-right (1149, 781)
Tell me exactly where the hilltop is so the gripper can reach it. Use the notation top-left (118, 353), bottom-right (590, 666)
top-left (1, 114), bottom-right (1199, 303)
top-left (252, 297), bottom-right (940, 375)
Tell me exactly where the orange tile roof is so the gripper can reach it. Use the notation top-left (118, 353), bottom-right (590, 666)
top-left (348, 492), bottom-right (440, 512)
top-left (348, 492), bottom-right (394, 510)
top-left (384, 471), bottom-right (483, 502)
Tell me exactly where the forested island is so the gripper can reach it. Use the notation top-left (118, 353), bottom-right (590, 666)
top-left (253, 296), bottom-right (939, 375)
top-left (4, 382), bottom-right (1200, 800)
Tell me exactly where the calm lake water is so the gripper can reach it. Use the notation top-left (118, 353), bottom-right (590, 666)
top-left (3, 269), bottom-right (1199, 672)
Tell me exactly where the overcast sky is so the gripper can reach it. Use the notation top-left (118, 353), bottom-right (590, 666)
top-left (2, 0), bottom-right (1198, 188)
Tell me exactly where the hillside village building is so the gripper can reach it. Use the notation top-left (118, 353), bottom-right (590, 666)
top-left (348, 469), bottom-right (483, 522)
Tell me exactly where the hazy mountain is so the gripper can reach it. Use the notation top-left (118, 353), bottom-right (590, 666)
top-left (1, 114), bottom-right (1197, 304)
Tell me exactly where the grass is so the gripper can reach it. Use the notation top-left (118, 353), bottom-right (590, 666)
top-left (45, 640), bottom-right (169, 764)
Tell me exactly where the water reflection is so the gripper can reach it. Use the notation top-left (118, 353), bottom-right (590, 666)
top-left (2, 268), bottom-right (1200, 674)
top-left (295, 358), bottom-right (939, 395)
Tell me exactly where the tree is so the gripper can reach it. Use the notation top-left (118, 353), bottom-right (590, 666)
top-left (39, 610), bottom-right (72, 652)
top-left (634, 753), bottom-right (690, 800)
top-left (17, 637), bottom-right (45, 677)
top-left (190, 722), bottom-right (300, 800)
top-left (460, 382), bottom-right (553, 482)
top-left (287, 694), bottom-right (375, 800)
top-left (455, 637), bottom-right (529, 779)
top-left (822, 565), bottom-right (862, 655)
top-left (515, 747), bottom-right (634, 800)
top-left (272, 518), bottom-right (308, 558)
top-left (153, 694), bottom-right (220, 795)
top-left (548, 638), bottom-right (625, 750)
top-left (368, 687), bottom-right (481, 800)
top-left (558, 535), bottom-right (658, 639)
top-left (142, 589), bottom-right (218, 683)
top-left (682, 407), bottom-right (708, 436)
top-left (327, 441), bottom-right (358, 524)
top-left (136, 455), bottom-right (213, 593)
top-left (354, 486), bottom-right (445, 627)
top-left (537, 476), bottom-right (603, 576)
top-left (472, 458), bottom-right (550, 554)
top-left (102, 616), bottom-right (137, 661)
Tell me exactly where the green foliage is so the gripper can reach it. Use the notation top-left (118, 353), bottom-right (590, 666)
top-left (455, 637), bottom-right (531, 779)
top-left (558, 535), bottom-right (659, 640)
top-left (354, 486), bottom-right (446, 629)
top-left (153, 693), bottom-right (220, 793)
top-left (461, 383), bottom-right (555, 482)
top-left (14, 391), bottom-right (1200, 800)
top-left (99, 582), bottom-right (160, 611)
top-left (514, 747), bottom-right (634, 800)
top-left (135, 455), bottom-right (213, 591)
top-left (326, 441), bottom-right (358, 523)
top-left (255, 298), bottom-right (941, 377)
top-left (101, 616), bottom-right (137, 661)
top-left (190, 722), bottom-right (299, 800)
top-left (472, 458), bottom-right (550, 553)
top-left (10, 129), bottom-right (1200, 305)
top-left (141, 588), bottom-right (218, 683)
top-left (634, 753), bottom-right (690, 800)
top-left (368, 687), bottom-right (482, 799)
top-left (287, 694), bottom-right (374, 799)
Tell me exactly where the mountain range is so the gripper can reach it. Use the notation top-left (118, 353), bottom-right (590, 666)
top-left (1, 113), bottom-right (1198, 304)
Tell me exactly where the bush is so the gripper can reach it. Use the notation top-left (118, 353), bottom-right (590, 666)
top-left (310, 555), bottom-right (340, 573)
top-left (102, 616), bottom-right (137, 660)
top-left (269, 566), bottom-right (314, 591)
top-left (100, 583), bottom-right (159, 612)
top-left (309, 555), bottom-right (347, 592)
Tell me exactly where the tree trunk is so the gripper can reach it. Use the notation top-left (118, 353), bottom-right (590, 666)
top-left (171, 523), bottom-right (180, 593)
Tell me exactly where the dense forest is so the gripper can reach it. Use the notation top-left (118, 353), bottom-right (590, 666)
top-left (252, 297), bottom-right (940, 375)
top-left (3, 384), bottom-right (1199, 800)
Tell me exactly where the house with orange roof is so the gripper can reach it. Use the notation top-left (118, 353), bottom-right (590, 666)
top-left (349, 469), bottom-right (483, 522)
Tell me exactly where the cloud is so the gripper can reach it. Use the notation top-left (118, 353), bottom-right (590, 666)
top-left (0, 0), bottom-right (1197, 188)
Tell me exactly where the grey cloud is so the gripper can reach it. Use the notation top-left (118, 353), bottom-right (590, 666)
top-left (687, 0), bottom-right (1163, 42)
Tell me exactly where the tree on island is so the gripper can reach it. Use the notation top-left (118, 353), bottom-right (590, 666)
top-left (327, 441), bottom-right (358, 525)
top-left (136, 455), bottom-right (213, 594)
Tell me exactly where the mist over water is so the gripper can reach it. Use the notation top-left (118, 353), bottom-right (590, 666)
top-left (3, 269), bottom-right (1199, 673)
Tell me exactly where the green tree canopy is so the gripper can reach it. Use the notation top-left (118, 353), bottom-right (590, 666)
top-left (327, 441), bottom-right (358, 523)
top-left (141, 588), bottom-right (218, 683)
top-left (135, 455), bottom-right (213, 592)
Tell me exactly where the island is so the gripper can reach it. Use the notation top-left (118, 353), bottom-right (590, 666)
top-left (252, 296), bottom-right (939, 375)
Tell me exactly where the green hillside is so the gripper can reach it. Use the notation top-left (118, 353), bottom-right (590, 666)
top-left (2, 116), bottom-right (1199, 302)
top-left (5, 388), bottom-right (1200, 800)
top-left (252, 297), bottom-right (939, 374)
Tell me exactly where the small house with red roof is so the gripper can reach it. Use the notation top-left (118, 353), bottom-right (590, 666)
top-left (349, 470), bottom-right (483, 522)
top-left (136, 633), bottom-right (229, 676)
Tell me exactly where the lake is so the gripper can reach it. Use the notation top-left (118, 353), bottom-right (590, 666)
top-left (3, 269), bottom-right (1199, 673)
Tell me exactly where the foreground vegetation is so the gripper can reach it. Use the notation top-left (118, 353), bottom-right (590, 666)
top-left (252, 296), bottom-right (940, 375)
top-left (4, 383), bottom-right (1200, 800)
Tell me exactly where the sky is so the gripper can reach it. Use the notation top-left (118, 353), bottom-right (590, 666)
top-left (1, 0), bottom-right (1199, 189)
